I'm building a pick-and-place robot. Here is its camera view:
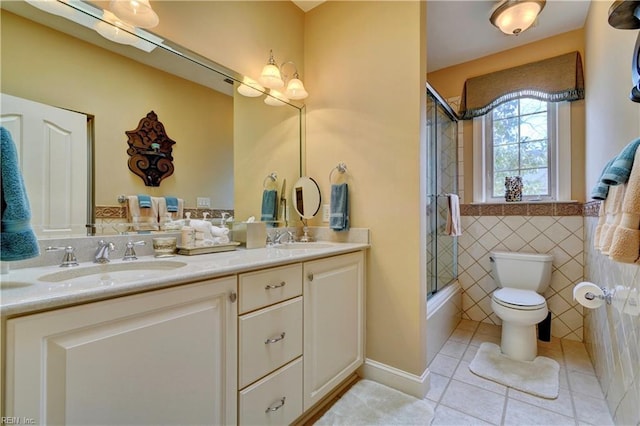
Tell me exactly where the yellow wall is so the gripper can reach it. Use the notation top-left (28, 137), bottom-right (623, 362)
top-left (1, 12), bottom-right (234, 209)
top-left (428, 30), bottom-right (586, 203)
top-left (584, 1), bottom-right (640, 193)
top-left (305, 1), bottom-right (428, 376)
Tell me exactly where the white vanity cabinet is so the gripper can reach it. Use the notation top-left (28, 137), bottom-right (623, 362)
top-left (237, 264), bottom-right (304, 425)
top-left (303, 251), bottom-right (365, 410)
top-left (5, 277), bottom-right (238, 426)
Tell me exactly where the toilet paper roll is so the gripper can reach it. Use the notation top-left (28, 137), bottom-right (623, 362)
top-left (573, 281), bottom-right (605, 309)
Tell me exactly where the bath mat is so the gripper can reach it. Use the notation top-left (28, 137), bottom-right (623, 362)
top-left (469, 342), bottom-right (560, 399)
top-left (315, 379), bottom-right (434, 425)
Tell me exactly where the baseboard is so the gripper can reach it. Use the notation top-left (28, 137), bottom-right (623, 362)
top-left (358, 358), bottom-right (430, 399)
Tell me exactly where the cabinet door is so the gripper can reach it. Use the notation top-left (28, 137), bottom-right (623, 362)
top-left (5, 277), bottom-right (238, 426)
top-left (303, 251), bottom-right (364, 410)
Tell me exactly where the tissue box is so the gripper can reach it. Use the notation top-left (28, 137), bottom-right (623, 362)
top-left (232, 222), bottom-right (267, 249)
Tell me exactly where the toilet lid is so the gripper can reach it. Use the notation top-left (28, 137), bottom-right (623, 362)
top-left (493, 288), bottom-right (546, 310)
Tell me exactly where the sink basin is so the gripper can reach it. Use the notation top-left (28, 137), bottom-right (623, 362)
top-left (39, 260), bottom-right (188, 283)
top-left (277, 242), bottom-right (335, 250)
top-left (0, 281), bottom-right (32, 289)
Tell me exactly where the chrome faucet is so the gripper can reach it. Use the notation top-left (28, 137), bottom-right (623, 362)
top-left (46, 246), bottom-right (79, 267)
top-left (277, 230), bottom-right (296, 244)
top-left (123, 240), bottom-right (146, 261)
top-left (94, 240), bottom-right (116, 263)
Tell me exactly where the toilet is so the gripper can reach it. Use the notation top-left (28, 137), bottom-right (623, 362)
top-left (490, 251), bottom-right (553, 361)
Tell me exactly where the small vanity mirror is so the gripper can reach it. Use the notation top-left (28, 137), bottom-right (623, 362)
top-left (292, 177), bottom-right (321, 219)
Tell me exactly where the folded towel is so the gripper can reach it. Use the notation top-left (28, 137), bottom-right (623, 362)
top-left (138, 194), bottom-right (152, 208)
top-left (157, 197), bottom-right (183, 223)
top-left (127, 195), bottom-right (159, 231)
top-left (330, 183), bottom-right (349, 231)
top-left (445, 194), bottom-right (462, 237)
top-left (597, 184), bottom-right (626, 253)
top-left (591, 158), bottom-right (615, 200)
top-left (609, 147), bottom-right (640, 263)
top-left (601, 137), bottom-right (640, 186)
top-left (165, 196), bottom-right (179, 212)
top-left (0, 127), bottom-right (40, 261)
top-left (261, 189), bottom-right (278, 226)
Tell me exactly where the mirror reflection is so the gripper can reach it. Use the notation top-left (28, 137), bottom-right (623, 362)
top-left (292, 177), bottom-right (321, 220)
top-left (0, 0), bottom-right (303, 238)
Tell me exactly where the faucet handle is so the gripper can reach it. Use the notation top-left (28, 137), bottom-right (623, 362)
top-left (47, 246), bottom-right (79, 268)
top-left (123, 240), bottom-right (146, 261)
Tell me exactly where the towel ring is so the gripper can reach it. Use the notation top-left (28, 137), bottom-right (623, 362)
top-left (263, 172), bottom-right (278, 189)
top-left (329, 162), bottom-right (347, 183)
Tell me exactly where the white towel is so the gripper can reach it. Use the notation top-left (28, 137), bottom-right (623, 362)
top-left (445, 194), bottom-right (462, 237)
top-left (157, 197), bottom-right (184, 224)
top-left (189, 219), bottom-right (230, 244)
top-left (127, 195), bottom-right (159, 231)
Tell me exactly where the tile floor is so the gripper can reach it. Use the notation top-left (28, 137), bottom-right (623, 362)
top-left (427, 319), bottom-right (615, 426)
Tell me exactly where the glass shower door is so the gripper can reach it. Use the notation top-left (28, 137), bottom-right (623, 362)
top-left (426, 85), bottom-right (458, 297)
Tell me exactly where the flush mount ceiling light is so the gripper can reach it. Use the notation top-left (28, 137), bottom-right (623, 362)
top-left (490, 0), bottom-right (546, 35)
top-left (110, 0), bottom-right (159, 29)
top-left (94, 10), bottom-right (137, 45)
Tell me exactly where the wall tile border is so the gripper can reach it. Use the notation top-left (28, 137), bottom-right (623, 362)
top-left (461, 202), bottom-right (584, 216)
top-left (95, 205), bottom-right (233, 220)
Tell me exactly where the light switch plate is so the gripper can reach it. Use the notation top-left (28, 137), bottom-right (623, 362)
top-left (322, 204), bottom-right (330, 222)
top-left (197, 197), bottom-right (211, 208)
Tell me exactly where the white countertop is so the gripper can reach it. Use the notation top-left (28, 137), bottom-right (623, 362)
top-left (1, 242), bottom-right (368, 318)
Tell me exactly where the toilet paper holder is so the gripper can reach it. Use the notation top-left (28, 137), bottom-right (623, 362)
top-left (584, 286), bottom-right (614, 305)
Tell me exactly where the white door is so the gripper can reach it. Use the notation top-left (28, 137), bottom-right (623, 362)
top-left (1, 93), bottom-right (88, 237)
top-left (6, 277), bottom-right (238, 426)
top-left (303, 251), bottom-right (365, 410)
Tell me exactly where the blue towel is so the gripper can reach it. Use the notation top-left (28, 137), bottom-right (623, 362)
top-left (261, 189), bottom-right (278, 226)
top-left (1, 127), bottom-right (40, 261)
top-left (591, 158), bottom-right (615, 200)
top-left (138, 194), bottom-right (152, 208)
top-left (165, 196), bottom-right (179, 213)
top-left (601, 137), bottom-right (640, 186)
top-left (330, 183), bottom-right (349, 231)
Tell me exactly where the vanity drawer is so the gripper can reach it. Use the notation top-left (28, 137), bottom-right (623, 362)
top-left (239, 297), bottom-right (303, 388)
top-left (239, 263), bottom-right (302, 313)
top-left (239, 357), bottom-right (303, 426)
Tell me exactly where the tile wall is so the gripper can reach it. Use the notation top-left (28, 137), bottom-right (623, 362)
top-left (583, 211), bottom-right (640, 426)
top-left (458, 203), bottom-right (585, 341)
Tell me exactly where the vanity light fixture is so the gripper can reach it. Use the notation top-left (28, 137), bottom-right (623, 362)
top-left (237, 77), bottom-right (265, 97)
top-left (94, 10), bottom-right (138, 46)
top-left (490, 0), bottom-right (546, 35)
top-left (259, 50), bottom-right (285, 89)
top-left (281, 62), bottom-right (309, 100)
top-left (264, 89), bottom-right (290, 106)
top-left (110, 0), bottom-right (159, 29)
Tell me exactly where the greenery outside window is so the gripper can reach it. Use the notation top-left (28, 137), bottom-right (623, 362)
top-left (473, 98), bottom-right (571, 203)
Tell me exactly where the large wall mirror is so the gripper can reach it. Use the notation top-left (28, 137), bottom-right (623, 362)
top-left (0, 0), bottom-right (303, 238)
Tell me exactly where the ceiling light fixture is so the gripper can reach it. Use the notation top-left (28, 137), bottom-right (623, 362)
top-left (490, 0), bottom-right (546, 35)
top-left (110, 0), bottom-right (159, 29)
top-left (94, 10), bottom-right (137, 45)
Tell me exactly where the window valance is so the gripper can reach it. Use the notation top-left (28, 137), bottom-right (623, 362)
top-left (459, 51), bottom-right (584, 120)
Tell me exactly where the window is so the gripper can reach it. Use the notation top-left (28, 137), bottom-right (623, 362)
top-left (473, 98), bottom-right (571, 203)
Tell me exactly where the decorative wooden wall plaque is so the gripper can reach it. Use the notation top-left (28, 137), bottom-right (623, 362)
top-left (125, 111), bottom-right (176, 187)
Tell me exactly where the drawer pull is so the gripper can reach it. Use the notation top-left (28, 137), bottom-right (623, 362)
top-left (308, 273), bottom-right (314, 282)
top-left (265, 281), bottom-right (286, 290)
top-left (264, 332), bottom-right (286, 344)
top-left (265, 397), bottom-right (286, 413)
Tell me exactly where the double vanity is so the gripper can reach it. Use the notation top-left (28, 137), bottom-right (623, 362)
top-left (1, 238), bottom-right (368, 425)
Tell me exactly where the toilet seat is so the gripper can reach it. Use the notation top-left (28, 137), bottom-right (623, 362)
top-left (492, 288), bottom-right (546, 310)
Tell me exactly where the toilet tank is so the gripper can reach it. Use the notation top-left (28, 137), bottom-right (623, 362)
top-left (490, 251), bottom-right (553, 292)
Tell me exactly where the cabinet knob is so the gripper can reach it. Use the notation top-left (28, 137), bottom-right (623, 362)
top-left (229, 292), bottom-right (237, 303)
top-left (264, 332), bottom-right (286, 344)
top-left (265, 281), bottom-right (286, 290)
top-left (308, 273), bottom-right (314, 282)
top-left (265, 396), bottom-right (286, 413)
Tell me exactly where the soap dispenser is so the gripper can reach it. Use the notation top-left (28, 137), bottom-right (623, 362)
top-left (181, 212), bottom-right (195, 247)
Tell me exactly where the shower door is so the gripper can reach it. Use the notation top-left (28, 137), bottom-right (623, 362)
top-left (426, 85), bottom-right (458, 298)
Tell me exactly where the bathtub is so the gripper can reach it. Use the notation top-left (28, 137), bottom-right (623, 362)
top-left (426, 281), bottom-right (462, 365)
